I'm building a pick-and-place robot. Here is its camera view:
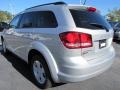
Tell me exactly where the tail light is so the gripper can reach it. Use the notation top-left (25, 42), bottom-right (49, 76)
top-left (59, 32), bottom-right (92, 49)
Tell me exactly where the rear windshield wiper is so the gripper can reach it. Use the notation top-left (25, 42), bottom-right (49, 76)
top-left (90, 23), bottom-right (109, 32)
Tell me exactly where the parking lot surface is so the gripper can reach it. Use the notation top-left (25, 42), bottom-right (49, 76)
top-left (0, 42), bottom-right (120, 90)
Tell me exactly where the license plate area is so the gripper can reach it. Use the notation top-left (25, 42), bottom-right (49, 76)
top-left (99, 39), bottom-right (106, 49)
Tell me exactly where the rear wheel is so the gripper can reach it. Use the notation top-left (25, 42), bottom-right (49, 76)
top-left (30, 54), bottom-right (52, 89)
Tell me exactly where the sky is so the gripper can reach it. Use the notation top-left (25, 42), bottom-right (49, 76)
top-left (0, 0), bottom-right (120, 15)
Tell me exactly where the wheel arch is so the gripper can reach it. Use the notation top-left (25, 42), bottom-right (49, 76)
top-left (28, 42), bottom-right (59, 83)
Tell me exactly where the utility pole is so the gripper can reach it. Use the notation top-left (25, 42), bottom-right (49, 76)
top-left (83, 0), bottom-right (87, 5)
top-left (9, 3), bottom-right (15, 19)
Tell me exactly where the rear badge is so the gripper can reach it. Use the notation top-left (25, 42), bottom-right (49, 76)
top-left (99, 39), bottom-right (106, 49)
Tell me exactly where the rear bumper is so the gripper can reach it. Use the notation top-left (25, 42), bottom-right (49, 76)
top-left (57, 46), bottom-right (115, 83)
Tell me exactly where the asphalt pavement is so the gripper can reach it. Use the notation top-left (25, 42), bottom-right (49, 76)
top-left (0, 42), bottom-right (120, 90)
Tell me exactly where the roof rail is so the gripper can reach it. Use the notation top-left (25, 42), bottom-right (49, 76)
top-left (26, 1), bottom-right (67, 10)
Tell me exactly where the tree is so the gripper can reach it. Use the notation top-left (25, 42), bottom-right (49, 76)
top-left (0, 11), bottom-right (12, 22)
top-left (106, 8), bottom-right (120, 21)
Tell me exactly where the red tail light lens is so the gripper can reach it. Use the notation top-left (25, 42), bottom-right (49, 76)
top-left (80, 33), bottom-right (93, 48)
top-left (87, 7), bottom-right (96, 12)
top-left (59, 32), bottom-right (92, 49)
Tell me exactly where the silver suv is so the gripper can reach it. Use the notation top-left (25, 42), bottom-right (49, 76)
top-left (1, 2), bottom-right (115, 89)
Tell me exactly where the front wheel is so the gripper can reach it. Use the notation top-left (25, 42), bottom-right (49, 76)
top-left (30, 55), bottom-right (52, 89)
top-left (2, 39), bottom-right (7, 54)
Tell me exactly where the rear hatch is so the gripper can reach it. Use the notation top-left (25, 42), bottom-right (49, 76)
top-left (69, 7), bottom-right (113, 61)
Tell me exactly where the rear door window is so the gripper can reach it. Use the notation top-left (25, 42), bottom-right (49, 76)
top-left (19, 13), bottom-right (35, 28)
top-left (70, 9), bottom-right (111, 30)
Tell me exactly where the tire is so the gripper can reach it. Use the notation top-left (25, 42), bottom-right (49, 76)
top-left (1, 39), bottom-right (7, 54)
top-left (30, 54), bottom-right (52, 89)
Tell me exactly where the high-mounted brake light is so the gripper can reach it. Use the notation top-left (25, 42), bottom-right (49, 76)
top-left (87, 7), bottom-right (96, 12)
top-left (59, 32), bottom-right (92, 49)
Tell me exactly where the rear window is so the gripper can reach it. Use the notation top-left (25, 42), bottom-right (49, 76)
top-left (70, 9), bottom-right (111, 30)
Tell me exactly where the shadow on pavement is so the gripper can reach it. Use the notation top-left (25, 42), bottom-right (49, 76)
top-left (1, 50), bottom-right (35, 83)
top-left (113, 39), bottom-right (120, 44)
top-left (0, 46), bottom-right (65, 88)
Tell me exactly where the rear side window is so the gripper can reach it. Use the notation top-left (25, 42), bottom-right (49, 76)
top-left (70, 9), bottom-right (111, 30)
top-left (19, 11), bottom-right (57, 28)
top-left (35, 11), bottom-right (58, 28)
top-left (19, 13), bottom-right (35, 28)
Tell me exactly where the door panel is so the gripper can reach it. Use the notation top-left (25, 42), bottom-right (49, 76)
top-left (14, 29), bottom-right (34, 60)
top-left (4, 14), bottom-right (22, 52)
